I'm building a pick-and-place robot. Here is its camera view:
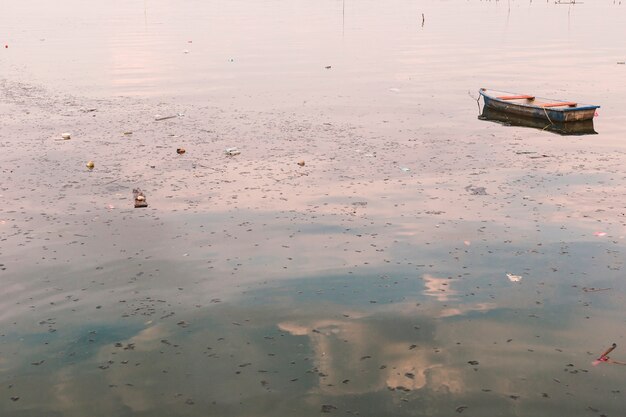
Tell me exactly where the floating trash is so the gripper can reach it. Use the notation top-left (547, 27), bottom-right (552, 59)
top-left (465, 185), bottom-right (487, 195)
top-left (155, 113), bottom-right (184, 121)
top-left (225, 147), bottom-right (241, 156)
top-left (297, 160), bottom-right (305, 166)
top-left (61, 132), bottom-right (71, 140)
top-left (176, 148), bottom-right (186, 155)
top-left (591, 343), bottom-right (626, 366)
top-left (133, 188), bottom-right (148, 208)
top-left (506, 273), bottom-right (522, 282)
top-left (593, 231), bottom-right (607, 237)
top-left (86, 161), bottom-right (94, 170)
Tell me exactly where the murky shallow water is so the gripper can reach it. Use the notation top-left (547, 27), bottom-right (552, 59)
top-left (2, 0), bottom-right (626, 416)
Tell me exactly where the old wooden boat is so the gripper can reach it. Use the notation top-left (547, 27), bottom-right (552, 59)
top-left (479, 107), bottom-right (597, 136)
top-left (479, 88), bottom-right (599, 123)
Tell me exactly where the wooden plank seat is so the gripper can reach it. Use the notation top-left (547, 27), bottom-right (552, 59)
top-left (497, 95), bottom-right (535, 100)
top-left (540, 102), bottom-right (577, 108)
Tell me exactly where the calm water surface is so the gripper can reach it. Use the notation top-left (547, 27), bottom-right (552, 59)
top-left (2, 1), bottom-right (626, 416)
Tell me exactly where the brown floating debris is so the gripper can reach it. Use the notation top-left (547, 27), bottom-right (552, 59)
top-left (582, 287), bottom-right (611, 293)
top-left (176, 148), bottom-right (186, 155)
top-left (465, 185), bottom-right (487, 195)
top-left (133, 188), bottom-right (148, 208)
top-left (86, 161), bottom-right (95, 170)
top-left (297, 160), bottom-right (305, 166)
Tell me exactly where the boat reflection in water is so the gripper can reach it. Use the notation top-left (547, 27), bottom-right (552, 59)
top-left (478, 107), bottom-right (597, 136)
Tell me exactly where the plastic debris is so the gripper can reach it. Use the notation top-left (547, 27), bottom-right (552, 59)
top-left (593, 343), bottom-right (619, 366)
top-left (399, 167), bottom-right (410, 172)
top-left (155, 113), bottom-right (183, 121)
top-left (86, 161), bottom-right (95, 170)
top-left (297, 160), bottom-right (305, 166)
top-left (225, 147), bottom-right (240, 156)
top-left (593, 231), bottom-right (607, 237)
top-left (506, 273), bottom-right (522, 282)
top-left (133, 189), bottom-right (148, 208)
top-left (176, 148), bottom-right (186, 155)
top-left (61, 133), bottom-right (71, 140)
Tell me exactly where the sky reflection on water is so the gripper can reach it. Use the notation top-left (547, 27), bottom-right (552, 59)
top-left (2, 0), bottom-right (626, 415)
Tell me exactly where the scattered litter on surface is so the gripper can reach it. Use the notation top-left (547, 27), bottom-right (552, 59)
top-left (86, 161), bottom-right (94, 170)
top-left (61, 132), bottom-right (71, 140)
top-left (225, 147), bottom-right (241, 156)
top-left (176, 148), bottom-right (186, 155)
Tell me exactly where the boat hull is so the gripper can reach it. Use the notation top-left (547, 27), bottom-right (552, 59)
top-left (479, 107), bottom-right (597, 136)
top-left (479, 89), bottom-right (599, 123)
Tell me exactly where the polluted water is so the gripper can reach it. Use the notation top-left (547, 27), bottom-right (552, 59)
top-left (1, 0), bottom-right (626, 416)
